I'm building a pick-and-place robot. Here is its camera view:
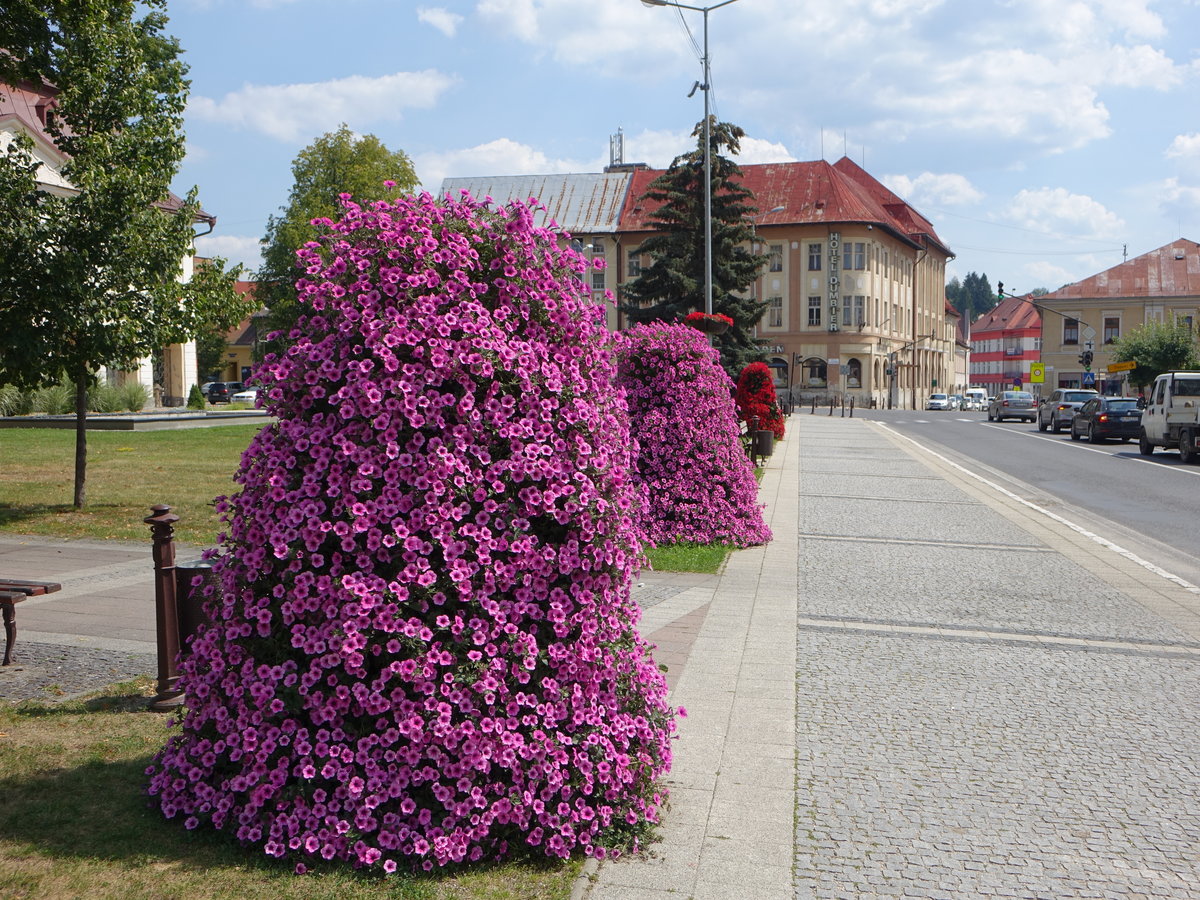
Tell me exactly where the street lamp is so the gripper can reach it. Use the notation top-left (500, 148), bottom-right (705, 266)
top-left (640, 0), bottom-right (743, 316)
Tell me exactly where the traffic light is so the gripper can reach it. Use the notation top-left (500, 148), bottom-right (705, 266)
top-left (1079, 350), bottom-right (1093, 369)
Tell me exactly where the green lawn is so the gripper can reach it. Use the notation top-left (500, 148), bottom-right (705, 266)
top-left (0, 425), bottom-right (258, 546)
top-left (0, 426), bottom-right (742, 571)
top-left (0, 680), bottom-right (580, 900)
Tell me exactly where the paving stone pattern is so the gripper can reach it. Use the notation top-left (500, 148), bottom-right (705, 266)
top-left (795, 419), bottom-right (1200, 899)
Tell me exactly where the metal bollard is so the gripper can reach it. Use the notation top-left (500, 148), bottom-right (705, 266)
top-left (145, 504), bottom-right (183, 711)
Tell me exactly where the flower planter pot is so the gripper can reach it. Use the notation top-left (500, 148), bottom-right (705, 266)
top-left (685, 314), bottom-right (732, 335)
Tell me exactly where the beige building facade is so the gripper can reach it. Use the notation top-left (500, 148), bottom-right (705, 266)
top-left (1036, 240), bottom-right (1200, 394)
top-left (441, 155), bottom-right (955, 409)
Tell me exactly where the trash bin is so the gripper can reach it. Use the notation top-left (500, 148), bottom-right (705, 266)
top-left (752, 429), bottom-right (775, 458)
top-left (174, 558), bottom-right (217, 653)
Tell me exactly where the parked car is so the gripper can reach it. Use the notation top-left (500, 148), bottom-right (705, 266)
top-left (926, 393), bottom-right (950, 410)
top-left (963, 388), bottom-right (988, 411)
top-left (205, 381), bottom-right (243, 403)
top-left (1038, 388), bottom-right (1099, 433)
top-left (230, 387), bottom-right (260, 404)
top-left (1070, 396), bottom-right (1142, 443)
top-left (948, 394), bottom-right (964, 410)
top-left (987, 390), bottom-right (1036, 422)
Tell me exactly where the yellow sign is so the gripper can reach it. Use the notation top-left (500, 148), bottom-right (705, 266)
top-left (1029, 363), bottom-right (1045, 383)
top-left (1107, 360), bottom-right (1136, 373)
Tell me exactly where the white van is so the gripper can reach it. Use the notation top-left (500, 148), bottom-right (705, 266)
top-left (962, 389), bottom-right (987, 411)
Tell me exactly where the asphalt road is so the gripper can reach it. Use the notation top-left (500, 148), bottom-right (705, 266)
top-left (846, 406), bottom-right (1200, 590)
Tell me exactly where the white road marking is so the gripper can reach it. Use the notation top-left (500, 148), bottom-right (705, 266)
top-left (876, 421), bottom-right (1200, 594)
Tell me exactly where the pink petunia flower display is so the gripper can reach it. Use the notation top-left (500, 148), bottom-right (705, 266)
top-left (147, 191), bottom-right (675, 871)
top-left (615, 323), bottom-right (771, 548)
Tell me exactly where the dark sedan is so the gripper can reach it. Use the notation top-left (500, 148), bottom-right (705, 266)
top-left (205, 381), bottom-right (243, 403)
top-left (1070, 396), bottom-right (1143, 443)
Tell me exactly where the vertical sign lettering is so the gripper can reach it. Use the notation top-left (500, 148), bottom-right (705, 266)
top-left (828, 232), bottom-right (841, 332)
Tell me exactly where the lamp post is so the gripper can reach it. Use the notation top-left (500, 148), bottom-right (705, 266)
top-left (640, 0), bottom-right (743, 316)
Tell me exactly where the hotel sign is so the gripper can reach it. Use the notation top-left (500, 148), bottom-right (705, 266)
top-left (828, 231), bottom-right (840, 332)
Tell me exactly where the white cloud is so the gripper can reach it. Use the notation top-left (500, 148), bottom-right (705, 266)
top-left (416, 138), bottom-right (591, 193)
top-left (883, 172), bottom-right (983, 207)
top-left (1166, 134), bottom-right (1200, 160)
top-left (1004, 187), bottom-right (1125, 240)
top-left (417, 7), bottom-right (464, 37)
top-left (734, 136), bottom-right (796, 165)
top-left (189, 71), bottom-right (458, 142)
top-left (1155, 177), bottom-right (1200, 221)
top-left (194, 234), bottom-right (264, 273)
top-left (1024, 259), bottom-right (1079, 290)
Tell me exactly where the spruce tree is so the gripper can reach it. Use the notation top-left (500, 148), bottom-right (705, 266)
top-left (621, 119), bottom-right (766, 377)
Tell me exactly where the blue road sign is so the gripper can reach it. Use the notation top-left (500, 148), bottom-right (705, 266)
top-left (1082, 371), bottom-right (1096, 385)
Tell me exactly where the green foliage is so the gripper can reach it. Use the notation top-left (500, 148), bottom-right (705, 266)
top-left (86, 383), bottom-right (124, 414)
top-left (32, 381), bottom-right (74, 415)
top-left (0, 1), bottom-right (254, 506)
top-left (256, 124), bottom-right (420, 356)
top-left (620, 119), bottom-right (767, 377)
top-left (194, 325), bottom-right (229, 378)
top-left (186, 383), bottom-right (206, 410)
top-left (0, 384), bottom-right (28, 416)
top-left (946, 272), bottom-right (996, 322)
top-left (1110, 316), bottom-right (1200, 387)
top-left (120, 381), bottom-right (149, 411)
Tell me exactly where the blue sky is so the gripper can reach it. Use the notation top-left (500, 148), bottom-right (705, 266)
top-left (172, 0), bottom-right (1200, 295)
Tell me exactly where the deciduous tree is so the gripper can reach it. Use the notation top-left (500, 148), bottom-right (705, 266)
top-left (256, 125), bottom-right (419, 356)
top-left (1111, 316), bottom-right (1200, 388)
top-left (0, 0), bottom-right (251, 507)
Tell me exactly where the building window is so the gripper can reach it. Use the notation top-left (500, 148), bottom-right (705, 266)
top-left (768, 244), bottom-right (783, 272)
top-left (847, 358), bottom-right (862, 388)
top-left (843, 242), bottom-right (865, 270)
top-left (841, 295), bottom-right (865, 327)
top-left (807, 296), bottom-right (821, 327)
top-left (592, 268), bottom-right (606, 290)
top-left (808, 243), bottom-right (822, 271)
top-left (591, 238), bottom-right (604, 255)
top-left (1063, 318), bottom-right (1079, 345)
top-left (766, 296), bottom-right (783, 327)
top-left (1103, 317), bottom-right (1120, 344)
top-left (626, 247), bottom-right (641, 278)
top-left (803, 357), bottom-right (827, 387)
top-left (1181, 315), bottom-right (1194, 330)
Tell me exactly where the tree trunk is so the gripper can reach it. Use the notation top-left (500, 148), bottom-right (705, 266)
top-left (73, 374), bottom-right (88, 509)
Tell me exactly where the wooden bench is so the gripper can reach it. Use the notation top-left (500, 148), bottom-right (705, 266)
top-left (0, 579), bottom-right (62, 666)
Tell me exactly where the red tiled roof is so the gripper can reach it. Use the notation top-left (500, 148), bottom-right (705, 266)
top-left (618, 155), bottom-right (952, 256)
top-left (1, 78), bottom-right (215, 226)
top-left (972, 295), bottom-right (1041, 333)
top-left (1047, 239), bottom-right (1200, 299)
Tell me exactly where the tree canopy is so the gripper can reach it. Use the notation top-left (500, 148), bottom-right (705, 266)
top-left (0, 0), bottom-right (252, 507)
top-left (1109, 316), bottom-right (1200, 388)
top-left (620, 119), bottom-right (766, 377)
top-left (256, 124), bottom-right (420, 355)
top-left (946, 272), bottom-right (997, 322)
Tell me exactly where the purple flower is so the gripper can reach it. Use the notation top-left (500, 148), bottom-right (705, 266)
top-left (147, 190), bottom-right (675, 871)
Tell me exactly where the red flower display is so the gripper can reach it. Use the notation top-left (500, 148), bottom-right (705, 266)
top-left (735, 361), bottom-right (785, 440)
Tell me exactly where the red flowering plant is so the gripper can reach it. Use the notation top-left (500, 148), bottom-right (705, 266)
top-left (147, 191), bottom-right (676, 872)
top-left (735, 361), bottom-right (785, 440)
top-left (616, 323), bottom-right (770, 547)
top-left (682, 311), bottom-right (733, 334)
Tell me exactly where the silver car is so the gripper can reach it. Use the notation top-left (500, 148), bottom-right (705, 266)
top-left (987, 390), bottom-right (1036, 422)
top-left (1037, 388), bottom-right (1099, 433)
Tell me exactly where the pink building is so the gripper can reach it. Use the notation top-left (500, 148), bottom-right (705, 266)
top-left (969, 295), bottom-right (1042, 396)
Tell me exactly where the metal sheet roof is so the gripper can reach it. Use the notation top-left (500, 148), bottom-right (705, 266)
top-left (439, 173), bottom-right (633, 235)
top-left (1047, 240), bottom-right (1200, 299)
